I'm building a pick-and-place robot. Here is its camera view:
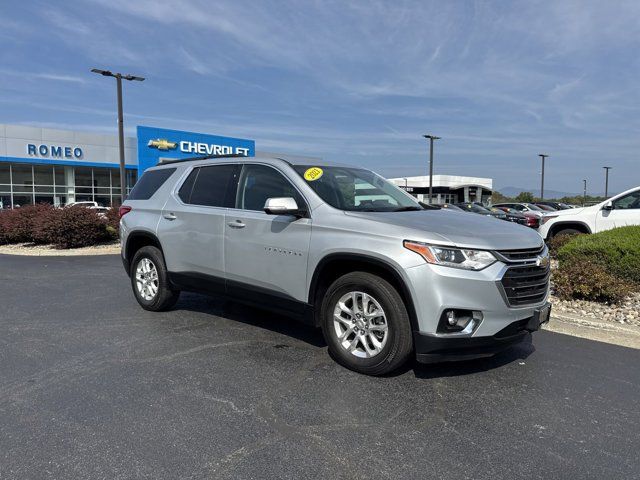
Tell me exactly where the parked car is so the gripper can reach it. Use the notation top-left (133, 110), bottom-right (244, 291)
top-left (534, 204), bottom-right (557, 212)
top-left (65, 201), bottom-right (100, 208)
top-left (434, 203), bottom-right (465, 212)
top-left (120, 156), bottom-right (550, 375)
top-left (537, 201), bottom-right (572, 210)
top-left (65, 201), bottom-right (110, 217)
top-left (456, 202), bottom-right (506, 220)
top-left (494, 206), bottom-right (540, 228)
top-left (538, 186), bottom-right (640, 239)
top-left (494, 207), bottom-right (528, 225)
top-left (493, 202), bottom-right (547, 218)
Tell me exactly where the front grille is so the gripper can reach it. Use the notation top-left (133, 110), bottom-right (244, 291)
top-left (496, 245), bottom-right (544, 262)
top-left (500, 264), bottom-right (550, 307)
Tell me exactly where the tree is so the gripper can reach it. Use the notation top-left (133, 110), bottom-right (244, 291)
top-left (490, 191), bottom-right (510, 204)
top-left (515, 191), bottom-right (535, 202)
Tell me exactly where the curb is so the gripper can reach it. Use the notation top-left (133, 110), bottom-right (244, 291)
top-left (550, 312), bottom-right (640, 335)
top-left (545, 313), bottom-right (640, 349)
top-left (0, 246), bottom-right (120, 257)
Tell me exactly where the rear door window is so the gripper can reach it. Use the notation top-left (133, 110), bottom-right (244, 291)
top-left (179, 164), bottom-right (239, 207)
top-left (127, 168), bottom-right (176, 200)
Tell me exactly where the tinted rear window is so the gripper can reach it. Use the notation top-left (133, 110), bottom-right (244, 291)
top-left (180, 164), bottom-right (238, 207)
top-left (127, 168), bottom-right (176, 200)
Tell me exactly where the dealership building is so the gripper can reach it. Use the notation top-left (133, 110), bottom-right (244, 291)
top-left (388, 175), bottom-right (494, 204)
top-left (1, 122), bottom-right (493, 209)
top-left (0, 124), bottom-right (254, 209)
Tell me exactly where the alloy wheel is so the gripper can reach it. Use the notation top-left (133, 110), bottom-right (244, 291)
top-left (135, 258), bottom-right (159, 301)
top-left (332, 291), bottom-right (389, 358)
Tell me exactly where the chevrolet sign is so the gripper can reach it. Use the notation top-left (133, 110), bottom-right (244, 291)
top-left (137, 126), bottom-right (255, 175)
top-left (179, 141), bottom-right (250, 156)
top-left (147, 139), bottom-right (177, 151)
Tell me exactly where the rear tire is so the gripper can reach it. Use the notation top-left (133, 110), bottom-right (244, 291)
top-left (320, 272), bottom-right (413, 375)
top-left (130, 246), bottom-right (180, 311)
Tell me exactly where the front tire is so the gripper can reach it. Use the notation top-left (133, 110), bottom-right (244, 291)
top-left (320, 272), bottom-right (413, 375)
top-left (553, 227), bottom-right (582, 237)
top-left (130, 246), bottom-right (180, 311)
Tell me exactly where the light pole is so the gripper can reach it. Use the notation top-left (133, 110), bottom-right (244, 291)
top-left (423, 134), bottom-right (440, 204)
top-left (538, 154), bottom-right (549, 200)
top-left (91, 68), bottom-right (145, 204)
top-left (583, 179), bottom-right (587, 206)
top-left (402, 177), bottom-right (408, 189)
top-left (603, 166), bottom-right (612, 198)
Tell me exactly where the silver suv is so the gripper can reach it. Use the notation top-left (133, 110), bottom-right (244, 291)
top-left (120, 155), bottom-right (551, 375)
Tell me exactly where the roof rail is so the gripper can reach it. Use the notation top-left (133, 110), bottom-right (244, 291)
top-left (158, 153), bottom-right (248, 165)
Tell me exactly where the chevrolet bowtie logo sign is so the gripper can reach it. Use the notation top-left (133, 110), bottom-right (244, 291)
top-left (147, 139), bottom-right (177, 151)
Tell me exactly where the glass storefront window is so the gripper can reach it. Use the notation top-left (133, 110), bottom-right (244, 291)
top-left (1, 164), bottom-right (138, 208)
top-left (94, 169), bottom-right (110, 188)
top-left (95, 196), bottom-right (111, 207)
top-left (0, 163), bottom-right (10, 185)
top-left (12, 194), bottom-right (33, 208)
top-left (11, 165), bottom-right (33, 194)
top-left (75, 167), bottom-right (93, 188)
top-left (54, 167), bottom-right (66, 188)
top-left (34, 165), bottom-right (54, 186)
top-left (0, 194), bottom-right (10, 210)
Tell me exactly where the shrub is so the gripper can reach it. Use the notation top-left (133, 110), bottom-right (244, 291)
top-left (554, 259), bottom-right (633, 304)
top-left (105, 206), bottom-right (121, 239)
top-left (557, 226), bottom-right (640, 284)
top-left (547, 232), bottom-right (582, 259)
top-left (36, 206), bottom-right (109, 249)
top-left (0, 204), bottom-right (55, 244)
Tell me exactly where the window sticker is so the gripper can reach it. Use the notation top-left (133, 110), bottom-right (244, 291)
top-left (304, 167), bottom-right (323, 181)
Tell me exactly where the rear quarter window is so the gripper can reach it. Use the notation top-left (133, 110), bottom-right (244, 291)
top-left (127, 168), bottom-right (176, 200)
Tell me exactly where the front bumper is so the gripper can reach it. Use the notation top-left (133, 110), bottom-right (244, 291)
top-left (414, 305), bottom-right (550, 363)
top-left (404, 260), bottom-right (549, 336)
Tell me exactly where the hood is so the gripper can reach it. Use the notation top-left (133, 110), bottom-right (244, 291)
top-left (545, 205), bottom-right (594, 217)
top-left (344, 209), bottom-right (544, 251)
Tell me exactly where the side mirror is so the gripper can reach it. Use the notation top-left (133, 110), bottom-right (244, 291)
top-left (603, 201), bottom-right (614, 211)
top-left (264, 197), bottom-right (302, 217)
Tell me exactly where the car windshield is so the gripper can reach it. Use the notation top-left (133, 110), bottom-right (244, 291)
top-left (293, 165), bottom-right (423, 212)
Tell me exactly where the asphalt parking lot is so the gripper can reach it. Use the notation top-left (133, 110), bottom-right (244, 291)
top-left (1, 254), bottom-right (639, 479)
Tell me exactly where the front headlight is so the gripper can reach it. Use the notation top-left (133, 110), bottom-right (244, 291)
top-left (540, 215), bottom-right (558, 225)
top-left (404, 240), bottom-right (497, 270)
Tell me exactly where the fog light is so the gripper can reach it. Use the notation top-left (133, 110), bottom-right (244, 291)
top-left (438, 309), bottom-right (483, 334)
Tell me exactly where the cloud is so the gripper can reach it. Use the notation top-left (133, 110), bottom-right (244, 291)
top-left (0, 0), bottom-right (638, 191)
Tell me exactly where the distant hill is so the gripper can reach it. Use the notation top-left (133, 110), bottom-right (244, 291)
top-left (498, 186), bottom-right (583, 199)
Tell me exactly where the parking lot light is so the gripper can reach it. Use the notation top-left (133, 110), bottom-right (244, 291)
top-left (91, 68), bottom-right (145, 204)
top-left (603, 166), bottom-right (612, 198)
top-left (423, 134), bottom-right (441, 204)
top-left (539, 154), bottom-right (549, 200)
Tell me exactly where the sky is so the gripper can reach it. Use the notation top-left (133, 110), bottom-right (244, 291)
top-left (1, 0), bottom-right (639, 195)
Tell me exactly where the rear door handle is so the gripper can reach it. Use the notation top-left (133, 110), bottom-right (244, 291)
top-left (163, 212), bottom-right (177, 220)
top-left (227, 220), bottom-right (246, 229)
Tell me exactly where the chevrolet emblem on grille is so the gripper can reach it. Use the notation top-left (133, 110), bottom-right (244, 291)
top-left (147, 139), bottom-right (178, 150)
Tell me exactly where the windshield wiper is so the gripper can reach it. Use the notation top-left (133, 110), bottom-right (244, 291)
top-left (392, 206), bottom-right (424, 212)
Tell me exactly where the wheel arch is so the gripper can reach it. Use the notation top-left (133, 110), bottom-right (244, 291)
top-left (308, 253), bottom-right (419, 331)
top-left (548, 221), bottom-right (592, 238)
top-left (124, 231), bottom-right (164, 275)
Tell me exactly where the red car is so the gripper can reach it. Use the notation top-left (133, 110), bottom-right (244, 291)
top-left (494, 206), bottom-right (540, 228)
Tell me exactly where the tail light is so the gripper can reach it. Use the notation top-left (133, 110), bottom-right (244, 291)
top-left (118, 205), bottom-right (132, 217)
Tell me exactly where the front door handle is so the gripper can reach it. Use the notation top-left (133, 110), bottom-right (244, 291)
top-left (227, 220), bottom-right (246, 229)
top-left (163, 212), bottom-right (177, 220)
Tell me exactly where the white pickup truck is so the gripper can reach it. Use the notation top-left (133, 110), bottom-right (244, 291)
top-left (538, 186), bottom-right (640, 239)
